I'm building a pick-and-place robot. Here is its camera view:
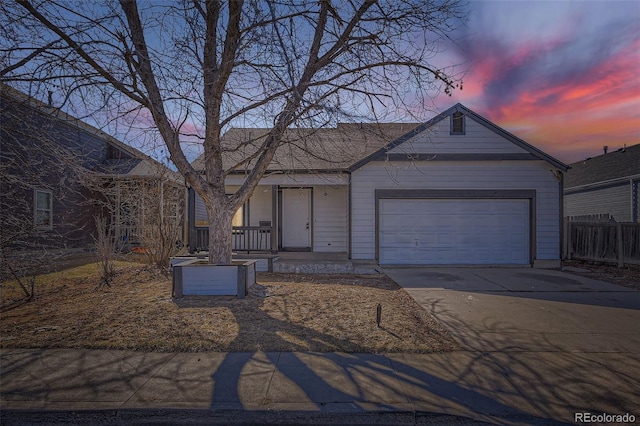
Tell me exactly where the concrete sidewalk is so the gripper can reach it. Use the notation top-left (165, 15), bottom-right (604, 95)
top-left (0, 347), bottom-right (624, 425)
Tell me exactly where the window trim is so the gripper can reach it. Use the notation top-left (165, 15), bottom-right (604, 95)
top-left (450, 111), bottom-right (465, 135)
top-left (34, 189), bottom-right (53, 229)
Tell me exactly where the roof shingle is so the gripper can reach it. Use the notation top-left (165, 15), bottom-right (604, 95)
top-left (192, 123), bottom-right (420, 173)
top-left (564, 144), bottom-right (640, 188)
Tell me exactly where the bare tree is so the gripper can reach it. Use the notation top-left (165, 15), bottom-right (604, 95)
top-left (1, 85), bottom-right (183, 303)
top-left (89, 163), bottom-right (185, 273)
top-left (133, 171), bottom-right (185, 272)
top-left (93, 215), bottom-right (117, 288)
top-left (1, 0), bottom-right (465, 264)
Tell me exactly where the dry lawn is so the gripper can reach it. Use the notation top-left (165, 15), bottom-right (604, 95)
top-left (0, 262), bottom-right (459, 353)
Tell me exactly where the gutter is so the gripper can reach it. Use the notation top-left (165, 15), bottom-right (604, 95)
top-left (564, 174), bottom-right (640, 192)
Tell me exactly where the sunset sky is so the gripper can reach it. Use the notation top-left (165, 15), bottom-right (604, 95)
top-left (434, 0), bottom-right (640, 164)
top-left (12, 1), bottom-right (636, 165)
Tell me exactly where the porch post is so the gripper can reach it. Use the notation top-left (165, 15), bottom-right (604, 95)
top-left (271, 185), bottom-right (278, 253)
top-left (188, 187), bottom-right (196, 253)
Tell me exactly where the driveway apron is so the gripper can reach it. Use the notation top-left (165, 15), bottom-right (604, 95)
top-left (385, 267), bottom-right (640, 422)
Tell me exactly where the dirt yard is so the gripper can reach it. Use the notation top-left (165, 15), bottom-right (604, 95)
top-left (0, 262), bottom-right (459, 353)
top-left (563, 260), bottom-right (640, 290)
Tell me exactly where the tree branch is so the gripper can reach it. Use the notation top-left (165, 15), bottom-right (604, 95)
top-left (119, 0), bottom-right (202, 195)
top-left (14, 0), bottom-right (147, 106)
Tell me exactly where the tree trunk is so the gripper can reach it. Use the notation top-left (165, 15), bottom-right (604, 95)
top-left (206, 196), bottom-right (233, 264)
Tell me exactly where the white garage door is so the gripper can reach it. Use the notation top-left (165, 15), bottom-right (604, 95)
top-left (379, 199), bottom-right (530, 265)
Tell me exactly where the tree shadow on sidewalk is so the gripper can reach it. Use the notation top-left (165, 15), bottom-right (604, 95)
top-left (201, 285), bottom-right (571, 424)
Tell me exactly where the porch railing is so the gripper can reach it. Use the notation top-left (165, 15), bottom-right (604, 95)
top-left (192, 226), bottom-right (272, 253)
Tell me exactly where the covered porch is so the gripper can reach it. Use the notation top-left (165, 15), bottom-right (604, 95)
top-left (188, 174), bottom-right (350, 255)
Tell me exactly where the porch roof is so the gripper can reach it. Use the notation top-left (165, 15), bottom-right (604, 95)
top-left (192, 123), bottom-right (419, 173)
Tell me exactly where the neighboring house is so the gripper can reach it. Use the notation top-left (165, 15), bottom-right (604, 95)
top-left (564, 144), bottom-right (640, 223)
top-left (0, 84), bottom-right (185, 263)
top-left (190, 104), bottom-right (568, 267)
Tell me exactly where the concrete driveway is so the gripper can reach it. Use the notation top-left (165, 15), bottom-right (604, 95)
top-left (385, 267), bottom-right (640, 421)
top-left (385, 267), bottom-right (640, 353)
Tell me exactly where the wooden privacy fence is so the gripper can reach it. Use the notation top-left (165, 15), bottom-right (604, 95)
top-left (564, 221), bottom-right (640, 266)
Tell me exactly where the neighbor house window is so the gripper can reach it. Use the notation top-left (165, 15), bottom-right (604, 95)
top-left (34, 189), bottom-right (52, 228)
top-left (451, 111), bottom-right (465, 134)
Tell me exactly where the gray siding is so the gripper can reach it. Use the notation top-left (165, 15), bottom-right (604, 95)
top-left (565, 184), bottom-right (632, 222)
top-left (1, 93), bottom-right (113, 250)
top-left (194, 193), bottom-right (208, 226)
top-left (351, 161), bottom-right (561, 261)
top-left (313, 186), bottom-right (348, 252)
top-left (247, 187), bottom-right (272, 226)
top-left (388, 116), bottom-right (530, 155)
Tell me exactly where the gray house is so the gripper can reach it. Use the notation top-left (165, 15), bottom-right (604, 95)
top-left (191, 104), bottom-right (568, 267)
top-left (564, 144), bottom-right (639, 223)
top-left (0, 84), bottom-right (186, 261)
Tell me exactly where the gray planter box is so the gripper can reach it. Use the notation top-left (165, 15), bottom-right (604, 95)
top-left (172, 259), bottom-right (256, 298)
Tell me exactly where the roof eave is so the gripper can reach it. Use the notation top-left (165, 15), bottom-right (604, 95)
top-left (226, 168), bottom-right (350, 176)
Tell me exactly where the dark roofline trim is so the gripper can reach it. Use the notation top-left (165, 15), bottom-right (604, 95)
top-left (226, 169), bottom-right (351, 176)
top-left (375, 153), bottom-right (539, 162)
top-left (564, 180), bottom-right (631, 196)
top-left (349, 103), bottom-right (569, 172)
top-left (565, 174), bottom-right (640, 192)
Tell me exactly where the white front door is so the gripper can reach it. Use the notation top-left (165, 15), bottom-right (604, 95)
top-left (282, 188), bottom-right (311, 249)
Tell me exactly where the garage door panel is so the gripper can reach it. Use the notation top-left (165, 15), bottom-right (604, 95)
top-left (379, 199), bottom-right (529, 265)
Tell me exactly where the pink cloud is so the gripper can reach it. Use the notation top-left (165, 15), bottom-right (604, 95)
top-left (445, 24), bottom-right (640, 163)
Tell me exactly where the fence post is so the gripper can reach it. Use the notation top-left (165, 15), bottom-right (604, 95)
top-left (616, 223), bottom-right (624, 268)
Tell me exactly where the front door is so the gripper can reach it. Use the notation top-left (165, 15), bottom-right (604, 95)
top-left (282, 188), bottom-right (311, 250)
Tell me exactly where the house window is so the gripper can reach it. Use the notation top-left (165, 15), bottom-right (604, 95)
top-left (34, 189), bottom-right (52, 228)
top-left (451, 111), bottom-right (465, 135)
top-left (232, 205), bottom-right (244, 227)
